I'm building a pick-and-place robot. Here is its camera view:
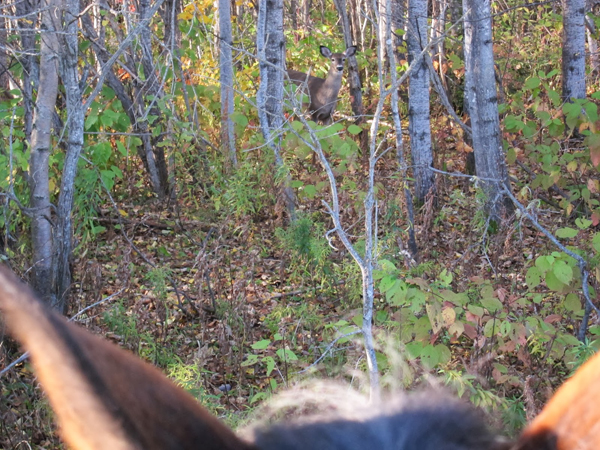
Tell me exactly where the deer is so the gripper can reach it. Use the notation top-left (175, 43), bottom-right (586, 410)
top-left (0, 263), bottom-right (599, 449)
top-left (287, 45), bottom-right (357, 126)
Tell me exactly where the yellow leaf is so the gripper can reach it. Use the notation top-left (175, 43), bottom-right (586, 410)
top-left (442, 307), bottom-right (456, 327)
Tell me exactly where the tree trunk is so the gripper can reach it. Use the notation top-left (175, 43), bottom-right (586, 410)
top-left (586, 13), bottom-right (600, 73)
top-left (15, 0), bottom-right (39, 142)
top-left (562, 0), bottom-right (587, 101)
top-left (463, 0), bottom-right (512, 222)
top-left (55, 0), bottom-right (85, 313)
top-left (218, 0), bottom-right (237, 168)
top-left (0, 16), bottom-right (10, 101)
top-left (29, 0), bottom-right (61, 305)
top-left (138, 0), bottom-right (170, 198)
top-left (256, 0), bottom-right (296, 221)
top-left (408, 0), bottom-right (434, 203)
top-left (334, 0), bottom-right (367, 156)
top-left (391, 0), bottom-right (407, 61)
top-left (430, 0), bottom-right (449, 91)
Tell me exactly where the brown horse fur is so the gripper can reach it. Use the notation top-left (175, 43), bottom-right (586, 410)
top-left (1, 265), bottom-right (600, 449)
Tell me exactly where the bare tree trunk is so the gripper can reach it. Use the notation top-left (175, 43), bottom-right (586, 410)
top-left (463, 0), bottom-right (511, 222)
top-left (0, 16), bottom-right (10, 101)
top-left (218, 0), bottom-right (237, 168)
top-left (29, 0), bottom-right (61, 304)
top-left (333, 0), bottom-right (364, 124)
top-left (563, 0), bottom-right (586, 101)
top-left (290, 0), bottom-right (299, 32)
top-left (302, 0), bottom-right (312, 31)
top-left (391, 0), bottom-right (407, 61)
top-left (257, 0), bottom-right (296, 221)
top-left (387, 0), bottom-right (418, 259)
top-left (407, 0), bottom-right (434, 203)
top-left (430, 0), bottom-right (449, 91)
top-left (138, 0), bottom-right (170, 198)
top-left (348, 0), bottom-right (363, 48)
top-left (586, 13), bottom-right (600, 73)
top-left (333, 0), bottom-right (367, 157)
top-left (55, 0), bottom-right (84, 313)
top-left (16, 0), bottom-right (39, 142)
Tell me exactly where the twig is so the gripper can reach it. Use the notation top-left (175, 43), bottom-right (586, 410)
top-left (297, 329), bottom-right (362, 374)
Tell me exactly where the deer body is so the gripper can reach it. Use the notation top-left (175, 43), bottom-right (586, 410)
top-left (1, 265), bottom-right (600, 450)
top-left (287, 46), bottom-right (356, 125)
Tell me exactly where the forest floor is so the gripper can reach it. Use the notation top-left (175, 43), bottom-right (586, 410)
top-left (0, 153), bottom-right (590, 447)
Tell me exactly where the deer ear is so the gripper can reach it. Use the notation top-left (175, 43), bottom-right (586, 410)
top-left (0, 266), bottom-right (255, 450)
top-left (320, 46), bottom-right (332, 58)
top-left (344, 46), bottom-right (357, 57)
top-left (514, 351), bottom-right (600, 450)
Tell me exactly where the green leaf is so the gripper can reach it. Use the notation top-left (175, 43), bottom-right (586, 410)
top-left (535, 255), bottom-right (553, 272)
top-left (504, 115), bottom-right (525, 132)
top-left (442, 290), bottom-right (469, 306)
top-left (413, 316), bottom-right (432, 340)
top-left (484, 319), bottom-right (498, 337)
top-left (264, 356), bottom-right (276, 375)
top-left (91, 225), bottom-right (107, 235)
top-left (576, 218), bottom-right (592, 229)
top-left (548, 89), bottom-right (561, 107)
top-left (552, 261), bottom-right (573, 285)
top-left (116, 141), bottom-right (128, 157)
top-left (480, 297), bottom-right (503, 314)
top-left (524, 77), bottom-right (541, 89)
top-left (592, 233), bottom-right (600, 252)
top-left (241, 354), bottom-right (259, 366)
top-left (467, 305), bottom-right (484, 318)
top-left (405, 341), bottom-right (424, 359)
top-left (276, 348), bottom-right (298, 362)
top-left (100, 170), bottom-right (116, 191)
top-left (556, 227), bottom-right (578, 238)
top-left (251, 339), bottom-right (271, 350)
top-left (85, 113), bottom-right (98, 130)
top-left (379, 275), bottom-right (397, 293)
top-left (230, 112), bottom-right (249, 127)
top-left (545, 270), bottom-right (566, 292)
top-left (438, 268), bottom-right (453, 286)
top-left (347, 124), bottom-right (362, 135)
top-left (378, 259), bottom-right (397, 273)
top-left (564, 293), bottom-right (583, 313)
top-left (526, 266), bottom-right (541, 289)
top-left (302, 184), bottom-right (317, 198)
top-left (507, 147), bottom-right (517, 164)
top-left (407, 288), bottom-right (426, 312)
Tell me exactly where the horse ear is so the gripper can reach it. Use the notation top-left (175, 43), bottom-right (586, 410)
top-left (514, 351), bottom-right (600, 450)
top-left (0, 266), bottom-right (255, 450)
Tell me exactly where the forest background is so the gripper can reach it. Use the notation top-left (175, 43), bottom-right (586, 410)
top-left (1, 0), bottom-right (600, 446)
